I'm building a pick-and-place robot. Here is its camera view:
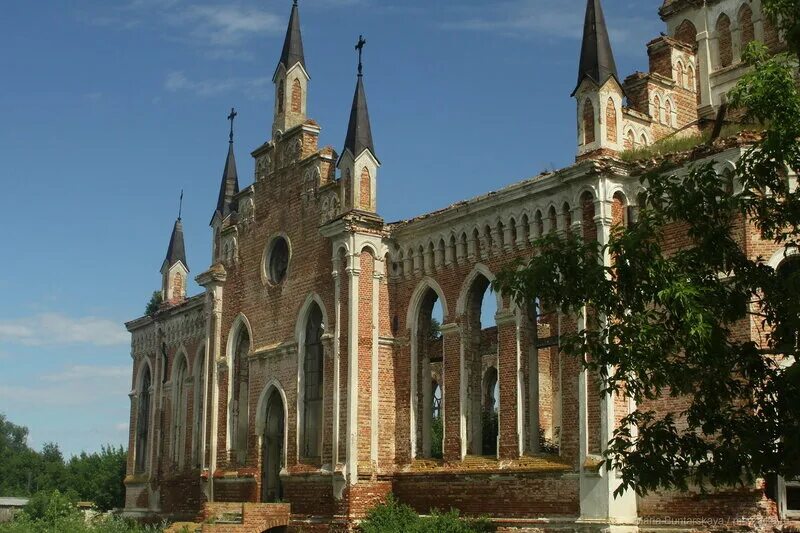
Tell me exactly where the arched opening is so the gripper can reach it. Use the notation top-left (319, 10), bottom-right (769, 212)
top-left (413, 288), bottom-right (444, 459)
top-left (135, 364), bottom-right (152, 474)
top-left (687, 65), bottom-right (696, 92)
top-left (463, 272), bottom-right (499, 456)
top-left (640, 133), bottom-right (649, 147)
top-left (676, 60), bottom-right (685, 87)
top-left (605, 98), bottom-right (618, 143)
top-left (675, 19), bottom-right (698, 48)
top-left (278, 79), bottom-right (285, 113)
top-left (716, 14), bottom-right (733, 69)
top-left (291, 78), bottom-right (302, 113)
top-left (172, 354), bottom-right (189, 470)
top-left (192, 347), bottom-right (206, 468)
top-left (230, 325), bottom-right (251, 465)
top-left (548, 206), bottom-right (558, 234)
top-left (562, 202), bottom-right (572, 235)
top-left (261, 389), bottom-right (285, 503)
top-left (301, 303), bottom-right (324, 459)
top-left (481, 366), bottom-right (499, 456)
top-left (582, 99), bottom-right (595, 145)
top-left (738, 5), bottom-right (755, 52)
top-left (534, 211), bottom-right (544, 238)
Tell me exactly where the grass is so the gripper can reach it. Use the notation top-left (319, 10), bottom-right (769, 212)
top-left (619, 122), bottom-right (758, 162)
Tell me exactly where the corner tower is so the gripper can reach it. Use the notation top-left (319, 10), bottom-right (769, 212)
top-left (573, 0), bottom-right (624, 160)
top-left (161, 208), bottom-right (189, 305)
top-left (338, 36), bottom-right (380, 213)
top-left (272, 0), bottom-right (309, 136)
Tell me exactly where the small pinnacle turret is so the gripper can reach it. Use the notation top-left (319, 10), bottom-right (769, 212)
top-left (163, 217), bottom-right (188, 273)
top-left (338, 35), bottom-right (380, 213)
top-left (342, 35), bottom-right (377, 162)
top-left (572, 0), bottom-right (619, 96)
top-left (212, 108), bottom-right (240, 224)
top-left (272, 1), bottom-right (310, 135)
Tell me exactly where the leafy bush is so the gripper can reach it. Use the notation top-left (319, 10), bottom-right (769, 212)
top-left (145, 291), bottom-right (163, 316)
top-left (360, 495), bottom-right (494, 533)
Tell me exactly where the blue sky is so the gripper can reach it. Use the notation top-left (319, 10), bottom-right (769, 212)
top-left (0, 0), bottom-right (662, 457)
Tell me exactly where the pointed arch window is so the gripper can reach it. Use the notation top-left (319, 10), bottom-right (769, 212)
top-left (716, 14), bottom-right (733, 68)
top-left (135, 365), bottom-right (152, 474)
top-left (291, 78), bottom-right (302, 113)
top-left (172, 355), bottom-right (189, 469)
top-left (230, 329), bottom-right (250, 464)
top-left (738, 5), bottom-right (755, 52)
top-left (582, 99), bottom-right (595, 145)
top-left (302, 304), bottom-right (324, 459)
top-left (605, 98), bottom-right (617, 143)
top-left (359, 167), bottom-right (371, 211)
top-left (192, 348), bottom-right (206, 468)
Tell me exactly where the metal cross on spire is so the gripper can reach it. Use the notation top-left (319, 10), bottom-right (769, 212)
top-left (227, 107), bottom-right (237, 144)
top-left (178, 189), bottom-right (184, 220)
top-left (356, 35), bottom-right (366, 76)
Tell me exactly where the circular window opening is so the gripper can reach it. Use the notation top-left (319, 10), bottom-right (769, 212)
top-left (268, 237), bottom-right (290, 284)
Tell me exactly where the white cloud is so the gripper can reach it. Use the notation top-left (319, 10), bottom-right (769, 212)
top-left (0, 313), bottom-right (128, 347)
top-left (115, 422), bottom-right (129, 433)
top-left (178, 5), bottom-right (283, 47)
top-left (165, 71), bottom-right (270, 99)
top-left (440, 0), bottom-right (659, 50)
top-left (40, 365), bottom-right (129, 383)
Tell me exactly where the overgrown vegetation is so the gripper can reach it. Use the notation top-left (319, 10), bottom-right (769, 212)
top-left (619, 123), bottom-right (754, 163)
top-left (0, 413), bottom-right (127, 511)
top-left (0, 491), bottom-right (164, 533)
top-left (431, 416), bottom-right (443, 459)
top-left (494, 42), bottom-right (800, 495)
top-left (360, 495), bottom-right (495, 533)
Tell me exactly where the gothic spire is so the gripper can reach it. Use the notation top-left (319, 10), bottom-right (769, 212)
top-left (572, 0), bottom-right (619, 96)
top-left (213, 108), bottom-right (240, 223)
top-left (276, 0), bottom-right (306, 76)
top-left (341, 36), bottom-right (376, 162)
top-left (163, 217), bottom-right (188, 272)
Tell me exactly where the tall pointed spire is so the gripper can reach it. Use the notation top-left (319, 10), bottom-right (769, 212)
top-left (342, 35), bottom-right (376, 162)
top-left (572, 0), bottom-right (619, 96)
top-left (163, 217), bottom-right (188, 272)
top-left (277, 0), bottom-right (306, 75)
top-left (213, 108), bottom-right (240, 223)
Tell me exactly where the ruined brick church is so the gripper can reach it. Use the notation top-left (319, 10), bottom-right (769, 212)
top-left (123, 0), bottom-right (798, 530)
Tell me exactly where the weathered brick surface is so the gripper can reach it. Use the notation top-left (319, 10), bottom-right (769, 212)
top-left (124, 1), bottom-right (796, 530)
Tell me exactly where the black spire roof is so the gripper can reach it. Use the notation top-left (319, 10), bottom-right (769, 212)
top-left (276, 1), bottom-right (306, 75)
top-left (213, 141), bottom-right (239, 223)
top-left (163, 218), bottom-right (188, 272)
top-left (572, 0), bottom-right (619, 96)
top-left (342, 74), bottom-right (376, 161)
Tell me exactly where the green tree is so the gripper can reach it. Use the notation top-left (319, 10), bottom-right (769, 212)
top-left (145, 291), bottom-right (162, 316)
top-left (494, 43), bottom-right (800, 495)
top-left (66, 446), bottom-right (127, 511)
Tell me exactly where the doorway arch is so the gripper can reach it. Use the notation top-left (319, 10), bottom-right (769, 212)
top-left (261, 388), bottom-right (285, 503)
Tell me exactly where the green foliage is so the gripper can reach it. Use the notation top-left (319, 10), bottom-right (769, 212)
top-left (494, 45), bottom-right (800, 495)
top-left (762, 0), bottom-right (800, 59)
top-left (360, 495), bottom-right (495, 533)
top-left (431, 416), bottom-right (443, 459)
top-left (0, 413), bottom-right (127, 511)
top-left (481, 411), bottom-right (498, 457)
top-left (145, 291), bottom-right (162, 316)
